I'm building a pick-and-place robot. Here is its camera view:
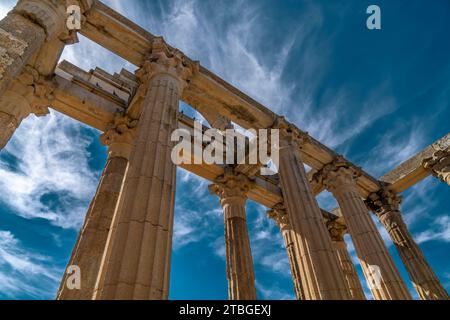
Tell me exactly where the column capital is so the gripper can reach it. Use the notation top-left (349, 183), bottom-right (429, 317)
top-left (21, 66), bottom-right (56, 116)
top-left (2, 66), bottom-right (55, 118)
top-left (271, 116), bottom-right (310, 148)
top-left (267, 203), bottom-right (291, 232)
top-left (100, 113), bottom-right (138, 160)
top-left (312, 156), bottom-right (361, 193)
top-left (327, 218), bottom-right (347, 242)
top-left (422, 147), bottom-right (450, 185)
top-left (208, 169), bottom-right (252, 208)
top-left (366, 187), bottom-right (402, 217)
top-left (136, 37), bottom-right (199, 93)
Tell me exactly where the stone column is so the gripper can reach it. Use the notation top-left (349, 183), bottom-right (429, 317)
top-left (315, 158), bottom-right (412, 300)
top-left (327, 219), bottom-right (366, 300)
top-left (273, 118), bottom-right (349, 300)
top-left (423, 148), bottom-right (450, 186)
top-left (367, 189), bottom-right (449, 300)
top-left (57, 114), bottom-right (136, 300)
top-left (93, 38), bottom-right (197, 300)
top-left (0, 0), bottom-right (92, 149)
top-left (267, 204), bottom-right (305, 300)
top-left (209, 170), bottom-right (257, 300)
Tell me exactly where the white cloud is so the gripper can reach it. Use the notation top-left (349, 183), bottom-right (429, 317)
top-left (0, 230), bottom-right (61, 299)
top-left (401, 177), bottom-right (438, 226)
top-left (256, 280), bottom-right (295, 300)
top-left (363, 120), bottom-right (426, 177)
top-left (415, 215), bottom-right (450, 244)
top-left (173, 206), bottom-right (222, 249)
top-left (210, 237), bottom-right (226, 260)
top-left (0, 111), bottom-right (99, 229)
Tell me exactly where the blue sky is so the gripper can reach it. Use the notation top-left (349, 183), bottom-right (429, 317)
top-left (0, 0), bottom-right (449, 299)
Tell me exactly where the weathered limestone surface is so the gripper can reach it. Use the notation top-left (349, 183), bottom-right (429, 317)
top-left (315, 159), bottom-right (412, 300)
top-left (0, 66), bottom-right (53, 149)
top-left (209, 170), bottom-right (257, 300)
top-left (0, 10), bottom-right (45, 96)
top-left (0, 0), bottom-right (84, 95)
top-left (0, 0), bottom-right (94, 149)
top-left (423, 147), bottom-right (450, 186)
top-left (93, 39), bottom-right (196, 300)
top-left (267, 204), bottom-right (305, 300)
top-left (57, 114), bottom-right (136, 300)
top-left (367, 189), bottom-right (449, 300)
top-left (275, 119), bottom-right (350, 300)
top-left (327, 219), bottom-right (366, 300)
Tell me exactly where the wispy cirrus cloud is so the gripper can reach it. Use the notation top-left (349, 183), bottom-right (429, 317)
top-left (0, 230), bottom-right (61, 299)
top-left (0, 111), bottom-right (99, 229)
top-left (256, 280), bottom-right (295, 300)
top-left (415, 215), bottom-right (450, 244)
top-left (363, 121), bottom-right (427, 178)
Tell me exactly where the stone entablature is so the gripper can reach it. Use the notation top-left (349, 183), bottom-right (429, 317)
top-left (422, 148), bottom-right (450, 185)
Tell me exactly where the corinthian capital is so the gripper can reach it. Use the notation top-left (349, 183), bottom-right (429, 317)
top-left (3, 66), bottom-right (55, 117)
top-left (271, 116), bottom-right (309, 148)
top-left (366, 187), bottom-right (402, 217)
top-left (267, 203), bottom-right (291, 232)
top-left (422, 147), bottom-right (450, 185)
top-left (100, 113), bottom-right (138, 159)
top-left (312, 156), bottom-right (360, 192)
top-left (327, 218), bottom-right (347, 242)
top-left (208, 168), bottom-right (252, 202)
top-left (136, 37), bottom-right (199, 92)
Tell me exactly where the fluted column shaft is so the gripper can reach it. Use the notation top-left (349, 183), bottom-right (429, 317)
top-left (274, 121), bottom-right (349, 300)
top-left (93, 41), bottom-right (195, 300)
top-left (268, 206), bottom-right (305, 299)
top-left (332, 241), bottom-right (366, 300)
top-left (322, 166), bottom-right (411, 300)
top-left (58, 155), bottom-right (127, 300)
top-left (327, 219), bottom-right (366, 300)
top-left (210, 171), bottom-right (256, 300)
top-left (57, 116), bottom-right (136, 300)
top-left (367, 191), bottom-right (449, 300)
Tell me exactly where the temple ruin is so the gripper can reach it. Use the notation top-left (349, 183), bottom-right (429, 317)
top-left (0, 0), bottom-right (448, 300)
